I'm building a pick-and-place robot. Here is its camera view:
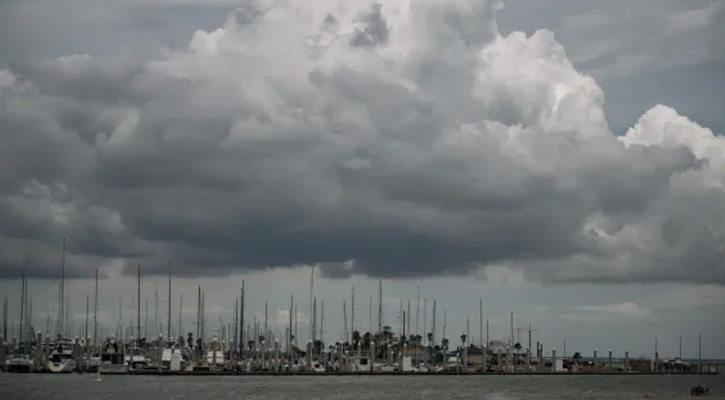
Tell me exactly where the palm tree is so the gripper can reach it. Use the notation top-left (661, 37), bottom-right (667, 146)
top-left (442, 338), bottom-right (449, 350)
top-left (461, 334), bottom-right (467, 346)
top-left (352, 330), bottom-right (361, 347)
top-left (573, 351), bottom-right (582, 366)
top-left (427, 332), bottom-right (434, 346)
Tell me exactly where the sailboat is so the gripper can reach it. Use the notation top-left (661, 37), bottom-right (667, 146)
top-left (47, 239), bottom-right (76, 373)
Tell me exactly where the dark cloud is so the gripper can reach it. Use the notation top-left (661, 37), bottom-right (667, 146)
top-left (0, 0), bottom-right (724, 285)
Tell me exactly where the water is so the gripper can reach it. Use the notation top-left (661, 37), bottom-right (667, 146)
top-left (0, 374), bottom-right (722, 400)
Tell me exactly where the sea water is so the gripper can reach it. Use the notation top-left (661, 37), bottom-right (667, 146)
top-left (0, 374), bottom-right (722, 400)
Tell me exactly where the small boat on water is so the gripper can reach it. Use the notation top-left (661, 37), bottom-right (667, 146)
top-left (46, 340), bottom-right (76, 373)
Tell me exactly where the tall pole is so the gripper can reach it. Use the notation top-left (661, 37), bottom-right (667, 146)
top-left (679, 335), bottom-right (682, 359)
top-left (178, 293), bottom-right (183, 340)
top-left (93, 269), bottom-right (98, 348)
top-left (3, 297), bottom-right (7, 340)
top-left (58, 237), bottom-right (66, 339)
top-left (698, 333), bottom-right (702, 373)
top-left (167, 263), bottom-right (172, 340)
top-left (351, 286), bottom-right (355, 336)
top-left (154, 270), bottom-right (159, 340)
top-left (377, 280), bottom-right (383, 333)
top-left (432, 300), bottom-right (437, 344)
top-left (19, 271), bottom-right (25, 343)
top-left (313, 297), bottom-right (317, 344)
top-left (196, 286), bottom-right (201, 341)
top-left (343, 300), bottom-right (348, 344)
top-left (486, 318), bottom-right (489, 347)
top-left (264, 302), bottom-right (268, 341)
top-left (510, 311), bottom-right (514, 346)
top-left (321, 299), bottom-right (325, 345)
top-left (310, 266), bottom-right (314, 343)
top-left (240, 281), bottom-right (244, 356)
top-left (423, 299), bottom-right (427, 338)
top-left (84, 294), bottom-right (89, 351)
top-left (137, 265), bottom-right (141, 344)
top-left (479, 298), bottom-right (483, 348)
top-left (368, 294), bottom-right (372, 333)
top-left (289, 294), bottom-right (294, 353)
top-left (407, 301), bottom-right (411, 338)
top-left (415, 285), bottom-right (420, 337)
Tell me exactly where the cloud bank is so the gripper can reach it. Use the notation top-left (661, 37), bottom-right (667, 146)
top-left (1, 0), bottom-right (723, 284)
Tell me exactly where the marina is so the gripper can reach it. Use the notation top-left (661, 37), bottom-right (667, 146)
top-left (1, 262), bottom-right (721, 377)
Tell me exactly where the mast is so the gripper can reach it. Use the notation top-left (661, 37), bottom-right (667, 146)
top-left (312, 297), bottom-right (317, 344)
top-left (93, 269), bottom-right (98, 348)
top-left (479, 298), bottom-right (483, 348)
top-left (289, 294), bottom-right (294, 353)
top-left (84, 294), bottom-right (89, 351)
top-left (167, 263), bottom-right (172, 340)
top-left (432, 300), bottom-right (437, 345)
top-left (442, 307), bottom-right (447, 341)
top-left (179, 292), bottom-right (183, 340)
top-left (377, 279), bottom-right (383, 332)
top-left (264, 302), bottom-right (268, 341)
top-left (343, 300), bottom-right (348, 343)
top-left (3, 297), bottom-right (7, 340)
top-left (350, 286), bottom-right (355, 336)
top-left (19, 271), bottom-right (25, 343)
top-left (294, 301), bottom-right (298, 346)
top-left (239, 281), bottom-right (244, 356)
top-left (196, 286), bottom-right (201, 341)
top-left (415, 285), bottom-right (420, 337)
top-left (320, 299), bottom-right (324, 345)
top-left (310, 266), bottom-right (314, 342)
top-left (368, 293), bottom-right (372, 333)
top-left (154, 270), bottom-right (158, 340)
top-left (510, 311), bottom-right (514, 346)
top-left (137, 265), bottom-right (141, 344)
top-left (423, 299), bottom-right (427, 339)
top-left (406, 301), bottom-right (411, 338)
top-left (58, 237), bottom-right (66, 338)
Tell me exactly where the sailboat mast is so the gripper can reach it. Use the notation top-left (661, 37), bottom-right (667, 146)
top-left (84, 294), bottom-right (89, 351)
top-left (93, 269), bottom-right (98, 348)
top-left (137, 265), bottom-right (141, 344)
top-left (19, 271), bottom-right (25, 343)
top-left (350, 286), bottom-right (355, 336)
top-left (58, 237), bottom-right (66, 338)
top-left (167, 264), bottom-right (172, 340)
top-left (377, 279), bottom-right (382, 332)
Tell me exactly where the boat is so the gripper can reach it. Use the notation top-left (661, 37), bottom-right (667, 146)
top-left (125, 346), bottom-right (150, 370)
top-left (4, 346), bottom-right (34, 373)
top-left (98, 337), bottom-right (128, 374)
top-left (46, 340), bottom-right (76, 373)
top-left (161, 340), bottom-right (186, 371)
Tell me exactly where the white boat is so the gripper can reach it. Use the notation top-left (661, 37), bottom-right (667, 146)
top-left (125, 346), bottom-right (150, 370)
top-left (205, 337), bottom-right (227, 367)
top-left (46, 340), bottom-right (76, 373)
top-left (5, 351), bottom-right (34, 373)
top-left (161, 341), bottom-right (186, 371)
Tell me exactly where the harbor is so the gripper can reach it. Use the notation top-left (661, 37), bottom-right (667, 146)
top-left (1, 262), bottom-right (721, 376)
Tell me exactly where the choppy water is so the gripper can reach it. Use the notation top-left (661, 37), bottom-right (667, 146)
top-left (0, 374), bottom-right (722, 400)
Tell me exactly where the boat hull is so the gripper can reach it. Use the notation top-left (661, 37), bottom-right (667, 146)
top-left (46, 360), bottom-right (76, 373)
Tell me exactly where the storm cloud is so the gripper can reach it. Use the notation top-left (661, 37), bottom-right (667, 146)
top-left (1, 0), bottom-right (724, 284)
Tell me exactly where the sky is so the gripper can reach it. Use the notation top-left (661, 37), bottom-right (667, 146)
top-left (0, 0), bottom-right (724, 358)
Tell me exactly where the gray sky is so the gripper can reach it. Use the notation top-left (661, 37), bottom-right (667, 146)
top-left (1, 0), bottom-right (724, 357)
